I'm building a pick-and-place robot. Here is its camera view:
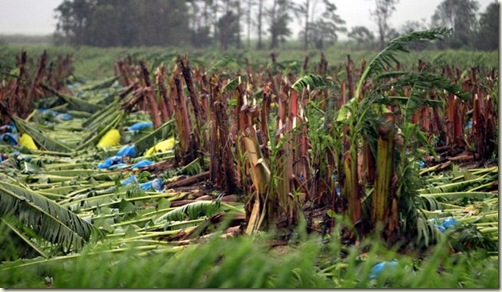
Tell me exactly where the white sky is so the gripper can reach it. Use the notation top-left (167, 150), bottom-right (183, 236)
top-left (0, 0), bottom-right (496, 38)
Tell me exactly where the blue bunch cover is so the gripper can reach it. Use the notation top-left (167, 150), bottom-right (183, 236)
top-left (369, 261), bottom-right (398, 279)
top-left (151, 178), bottom-right (164, 191)
top-left (431, 217), bottom-right (458, 233)
top-left (56, 113), bottom-right (73, 120)
top-left (128, 122), bottom-right (153, 132)
top-left (139, 181), bottom-right (153, 190)
top-left (139, 178), bottom-right (164, 191)
top-left (98, 156), bottom-right (124, 169)
top-left (116, 144), bottom-right (136, 157)
top-left (442, 217), bottom-right (458, 229)
top-left (0, 133), bottom-right (19, 145)
top-left (39, 109), bottom-right (72, 120)
top-left (121, 175), bottom-right (138, 185)
top-left (109, 163), bottom-right (129, 170)
top-left (130, 160), bottom-right (153, 169)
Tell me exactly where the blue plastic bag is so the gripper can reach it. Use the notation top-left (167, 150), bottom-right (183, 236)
top-left (108, 163), bottom-right (129, 170)
top-left (442, 217), bottom-right (458, 229)
top-left (151, 178), bottom-right (164, 191)
top-left (128, 122), bottom-right (153, 132)
top-left (56, 113), bottom-right (73, 120)
top-left (130, 160), bottom-right (153, 169)
top-left (139, 181), bottom-right (153, 190)
top-left (98, 156), bottom-right (123, 169)
top-left (38, 109), bottom-right (57, 116)
top-left (139, 178), bottom-right (164, 191)
top-left (0, 133), bottom-right (19, 145)
top-left (116, 144), bottom-right (136, 157)
top-left (369, 261), bottom-right (398, 279)
top-left (121, 175), bottom-right (138, 185)
top-left (39, 109), bottom-right (72, 120)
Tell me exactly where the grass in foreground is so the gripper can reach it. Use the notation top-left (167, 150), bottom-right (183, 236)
top-left (0, 231), bottom-right (498, 288)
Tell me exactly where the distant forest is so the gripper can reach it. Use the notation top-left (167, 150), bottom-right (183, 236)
top-left (51, 0), bottom-right (498, 50)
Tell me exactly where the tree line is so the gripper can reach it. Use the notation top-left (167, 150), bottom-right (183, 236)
top-left (54, 0), bottom-right (499, 51)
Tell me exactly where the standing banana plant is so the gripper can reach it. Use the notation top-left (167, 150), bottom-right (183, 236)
top-left (334, 28), bottom-right (456, 242)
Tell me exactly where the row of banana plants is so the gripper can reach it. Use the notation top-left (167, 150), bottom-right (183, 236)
top-left (0, 28), bottom-right (498, 264)
top-left (106, 28), bottom-right (497, 249)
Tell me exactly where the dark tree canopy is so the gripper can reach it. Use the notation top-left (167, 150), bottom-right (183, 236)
top-left (476, 1), bottom-right (499, 51)
top-left (348, 26), bottom-right (375, 49)
top-left (431, 0), bottom-right (480, 49)
top-left (55, 0), bottom-right (191, 47)
top-left (299, 0), bottom-right (346, 50)
top-left (371, 0), bottom-right (399, 49)
top-left (53, 0), bottom-right (499, 51)
top-left (267, 0), bottom-right (292, 49)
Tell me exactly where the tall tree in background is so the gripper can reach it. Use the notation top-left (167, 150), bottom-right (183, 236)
top-left (268, 0), bottom-right (292, 49)
top-left (398, 20), bottom-right (429, 50)
top-left (371, 0), bottom-right (399, 49)
top-left (217, 0), bottom-right (241, 50)
top-left (293, 0), bottom-right (319, 50)
top-left (54, 0), bottom-right (191, 47)
top-left (475, 1), bottom-right (499, 51)
top-left (431, 0), bottom-right (479, 49)
top-left (308, 0), bottom-right (346, 50)
top-left (348, 26), bottom-right (375, 49)
top-left (400, 20), bottom-right (428, 34)
top-left (245, 0), bottom-right (256, 48)
top-left (256, 0), bottom-right (265, 49)
top-left (54, 0), bottom-right (96, 46)
top-left (187, 0), bottom-right (214, 48)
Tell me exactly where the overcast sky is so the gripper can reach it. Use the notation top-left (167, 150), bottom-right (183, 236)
top-left (0, 0), bottom-right (495, 38)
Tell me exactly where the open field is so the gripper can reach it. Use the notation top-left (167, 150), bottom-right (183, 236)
top-left (0, 30), bottom-right (498, 288)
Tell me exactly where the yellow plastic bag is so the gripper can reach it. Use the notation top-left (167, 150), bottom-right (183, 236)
top-left (19, 133), bottom-right (38, 150)
top-left (145, 137), bottom-right (175, 156)
top-left (98, 129), bottom-right (121, 148)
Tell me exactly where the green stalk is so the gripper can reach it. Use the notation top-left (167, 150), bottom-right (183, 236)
top-left (372, 114), bottom-right (395, 225)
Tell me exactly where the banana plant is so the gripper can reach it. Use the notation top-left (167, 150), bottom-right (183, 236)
top-left (334, 28), bottom-right (456, 242)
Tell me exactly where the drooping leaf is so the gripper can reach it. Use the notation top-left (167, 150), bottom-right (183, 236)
top-left (292, 74), bottom-right (334, 92)
top-left (155, 200), bottom-right (221, 223)
top-left (0, 180), bottom-right (100, 252)
top-left (356, 28), bottom-right (453, 98)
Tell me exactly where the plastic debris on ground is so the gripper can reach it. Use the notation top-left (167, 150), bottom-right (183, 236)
top-left (97, 156), bottom-right (123, 169)
top-left (0, 133), bottom-right (19, 145)
top-left (139, 178), bottom-right (164, 192)
top-left (130, 159), bottom-right (154, 169)
top-left (145, 137), bottom-right (175, 156)
top-left (369, 261), bottom-right (398, 279)
top-left (19, 133), bottom-right (38, 150)
top-left (116, 144), bottom-right (136, 157)
top-left (38, 109), bottom-right (72, 120)
top-left (121, 175), bottom-right (138, 185)
top-left (108, 163), bottom-right (130, 170)
top-left (98, 129), bottom-right (121, 148)
top-left (431, 217), bottom-right (458, 233)
top-left (127, 122), bottom-right (153, 133)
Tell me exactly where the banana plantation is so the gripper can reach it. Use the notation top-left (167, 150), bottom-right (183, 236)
top-left (0, 29), bottom-right (498, 288)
